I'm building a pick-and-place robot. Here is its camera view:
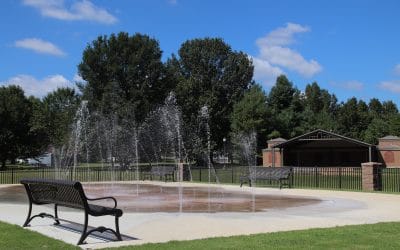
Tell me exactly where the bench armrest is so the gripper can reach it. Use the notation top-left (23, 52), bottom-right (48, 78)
top-left (87, 196), bottom-right (117, 208)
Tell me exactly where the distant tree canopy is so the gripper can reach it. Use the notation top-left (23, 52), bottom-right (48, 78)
top-left (242, 75), bottom-right (400, 146)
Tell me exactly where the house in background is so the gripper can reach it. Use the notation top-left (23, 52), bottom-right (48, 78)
top-left (27, 152), bottom-right (52, 167)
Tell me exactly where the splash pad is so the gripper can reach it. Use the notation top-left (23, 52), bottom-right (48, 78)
top-left (0, 182), bottom-right (319, 213)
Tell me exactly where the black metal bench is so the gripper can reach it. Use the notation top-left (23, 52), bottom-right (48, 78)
top-left (144, 166), bottom-right (175, 182)
top-left (240, 167), bottom-right (292, 189)
top-left (20, 178), bottom-right (123, 245)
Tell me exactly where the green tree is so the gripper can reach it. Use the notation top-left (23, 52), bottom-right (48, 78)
top-left (42, 88), bottom-right (80, 146)
top-left (304, 82), bottom-right (338, 113)
top-left (388, 114), bottom-right (400, 136)
top-left (172, 38), bottom-right (254, 153)
top-left (337, 98), bottom-right (371, 140)
top-left (268, 75), bottom-right (296, 111)
top-left (267, 75), bottom-right (303, 138)
top-left (78, 32), bottom-right (173, 123)
top-left (0, 86), bottom-right (36, 169)
top-left (304, 82), bottom-right (324, 113)
top-left (382, 100), bottom-right (398, 117)
top-left (301, 82), bottom-right (338, 133)
top-left (368, 98), bottom-right (383, 118)
top-left (231, 84), bottom-right (269, 151)
top-left (25, 96), bottom-right (50, 160)
top-left (364, 118), bottom-right (390, 144)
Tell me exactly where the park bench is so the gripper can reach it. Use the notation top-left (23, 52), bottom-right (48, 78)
top-left (143, 166), bottom-right (176, 182)
top-left (20, 178), bottom-right (123, 245)
top-left (239, 167), bottom-right (292, 189)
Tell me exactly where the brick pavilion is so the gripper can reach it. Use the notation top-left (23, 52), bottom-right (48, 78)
top-left (262, 129), bottom-right (400, 168)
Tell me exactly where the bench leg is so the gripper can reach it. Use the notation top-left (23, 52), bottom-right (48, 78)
top-left (54, 204), bottom-right (60, 225)
top-left (23, 201), bottom-right (33, 227)
top-left (23, 212), bottom-right (57, 227)
top-left (239, 177), bottom-right (249, 187)
top-left (115, 215), bottom-right (122, 241)
top-left (23, 201), bottom-right (57, 227)
top-left (77, 214), bottom-right (123, 245)
top-left (77, 213), bottom-right (89, 245)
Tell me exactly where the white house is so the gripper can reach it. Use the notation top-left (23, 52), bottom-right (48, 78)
top-left (27, 153), bottom-right (52, 167)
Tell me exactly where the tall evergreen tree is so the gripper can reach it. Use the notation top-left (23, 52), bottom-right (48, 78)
top-left (301, 82), bottom-right (338, 132)
top-left (267, 75), bottom-right (303, 138)
top-left (368, 98), bottom-right (383, 118)
top-left (231, 84), bottom-right (269, 151)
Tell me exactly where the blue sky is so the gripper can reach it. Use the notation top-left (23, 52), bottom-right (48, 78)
top-left (1, 0), bottom-right (400, 106)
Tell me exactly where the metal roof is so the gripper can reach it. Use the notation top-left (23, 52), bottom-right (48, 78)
top-left (272, 129), bottom-right (373, 148)
top-left (267, 137), bottom-right (287, 142)
top-left (379, 135), bottom-right (400, 140)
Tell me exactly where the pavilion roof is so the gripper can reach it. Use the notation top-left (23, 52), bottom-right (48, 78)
top-left (272, 129), bottom-right (373, 148)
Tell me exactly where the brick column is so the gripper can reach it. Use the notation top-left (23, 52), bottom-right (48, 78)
top-left (361, 162), bottom-right (382, 191)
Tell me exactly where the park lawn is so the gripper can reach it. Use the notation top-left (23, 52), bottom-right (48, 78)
top-left (0, 221), bottom-right (78, 250)
top-left (112, 222), bottom-right (400, 250)
top-left (2, 220), bottom-right (400, 249)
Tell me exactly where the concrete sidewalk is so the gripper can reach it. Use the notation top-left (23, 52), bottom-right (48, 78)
top-left (1, 182), bottom-right (400, 249)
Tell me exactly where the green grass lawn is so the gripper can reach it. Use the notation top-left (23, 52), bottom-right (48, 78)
top-left (0, 221), bottom-right (78, 250)
top-left (113, 222), bottom-right (400, 250)
top-left (2, 220), bottom-right (400, 249)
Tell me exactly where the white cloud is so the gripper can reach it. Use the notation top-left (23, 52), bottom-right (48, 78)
top-left (15, 38), bottom-right (65, 56)
top-left (256, 23), bottom-right (310, 47)
top-left (379, 80), bottom-right (400, 93)
top-left (0, 74), bottom-right (75, 97)
top-left (394, 64), bottom-right (400, 75)
top-left (251, 57), bottom-right (283, 87)
top-left (259, 46), bottom-right (321, 77)
top-left (23, 0), bottom-right (117, 24)
top-left (73, 73), bottom-right (85, 83)
top-left (252, 23), bottom-right (322, 84)
top-left (331, 80), bottom-right (364, 91)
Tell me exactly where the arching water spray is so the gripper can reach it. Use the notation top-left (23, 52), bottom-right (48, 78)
top-left (232, 130), bottom-right (257, 212)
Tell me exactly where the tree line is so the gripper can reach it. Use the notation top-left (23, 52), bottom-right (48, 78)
top-left (1, 32), bottom-right (399, 168)
top-left (235, 76), bottom-right (400, 153)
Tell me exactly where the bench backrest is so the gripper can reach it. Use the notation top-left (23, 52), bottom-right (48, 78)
top-left (151, 166), bottom-right (175, 175)
top-left (249, 167), bottom-right (292, 179)
top-left (20, 178), bottom-right (88, 209)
